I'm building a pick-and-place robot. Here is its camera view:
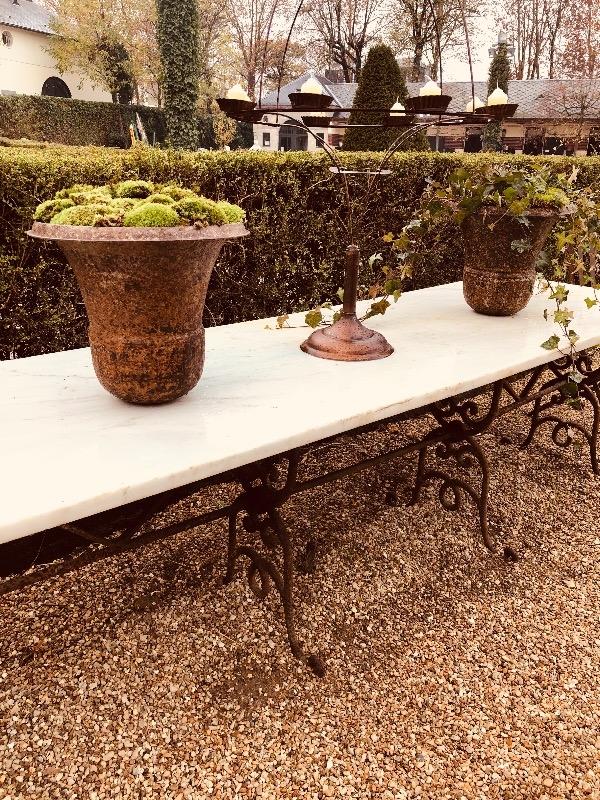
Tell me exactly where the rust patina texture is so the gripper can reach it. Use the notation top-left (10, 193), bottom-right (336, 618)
top-left (301, 244), bottom-right (394, 361)
top-left (28, 222), bottom-right (249, 404)
top-left (461, 208), bottom-right (557, 316)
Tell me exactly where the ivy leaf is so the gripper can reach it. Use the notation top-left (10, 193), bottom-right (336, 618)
top-left (364, 298), bottom-right (391, 319)
top-left (584, 297), bottom-right (598, 309)
top-left (554, 309), bottom-right (574, 325)
top-left (383, 278), bottom-right (402, 295)
top-left (305, 308), bottom-right (323, 329)
top-left (570, 369), bottom-right (584, 384)
top-left (382, 232), bottom-right (394, 243)
top-left (561, 381), bottom-right (579, 399)
top-left (541, 334), bottom-right (560, 350)
top-left (555, 231), bottom-right (576, 251)
top-left (511, 238), bottom-right (532, 253)
top-left (549, 285), bottom-right (569, 302)
top-left (276, 314), bottom-right (289, 329)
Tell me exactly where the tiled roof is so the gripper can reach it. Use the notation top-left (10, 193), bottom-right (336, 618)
top-left (0, 0), bottom-right (53, 34)
top-left (259, 72), bottom-right (600, 121)
top-left (260, 73), bottom-right (340, 107)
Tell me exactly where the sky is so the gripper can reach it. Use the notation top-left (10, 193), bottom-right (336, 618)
top-left (442, 14), bottom-right (500, 83)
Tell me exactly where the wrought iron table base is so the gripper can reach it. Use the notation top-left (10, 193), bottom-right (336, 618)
top-left (2, 355), bottom-right (599, 675)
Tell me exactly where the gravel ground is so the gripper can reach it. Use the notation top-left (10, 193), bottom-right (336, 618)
top-left (1, 397), bottom-right (599, 800)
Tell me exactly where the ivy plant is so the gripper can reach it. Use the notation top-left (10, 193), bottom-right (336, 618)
top-left (372, 163), bottom-right (599, 403)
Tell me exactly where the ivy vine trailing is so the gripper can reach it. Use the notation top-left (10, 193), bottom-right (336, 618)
top-left (156, 0), bottom-right (200, 150)
top-left (290, 163), bottom-right (600, 406)
top-left (373, 163), bottom-right (600, 404)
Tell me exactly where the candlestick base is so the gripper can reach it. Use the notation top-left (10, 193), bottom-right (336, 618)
top-left (300, 313), bottom-right (394, 362)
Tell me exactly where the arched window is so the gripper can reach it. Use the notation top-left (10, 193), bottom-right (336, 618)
top-left (41, 77), bottom-right (71, 98)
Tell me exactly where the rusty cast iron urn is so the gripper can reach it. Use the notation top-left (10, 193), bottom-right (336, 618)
top-left (28, 222), bottom-right (249, 404)
top-left (461, 208), bottom-right (558, 317)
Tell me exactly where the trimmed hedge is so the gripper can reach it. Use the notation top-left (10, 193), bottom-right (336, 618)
top-left (1, 145), bottom-right (600, 359)
top-left (0, 95), bottom-right (253, 149)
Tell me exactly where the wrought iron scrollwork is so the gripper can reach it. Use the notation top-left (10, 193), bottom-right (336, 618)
top-left (409, 433), bottom-right (494, 552)
top-left (403, 386), bottom-right (504, 553)
top-left (430, 382), bottom-right (504, 435)
top-left (224, 454), bottom-right (325, 676)
top-left (522, 354), bottom-right (600, 474)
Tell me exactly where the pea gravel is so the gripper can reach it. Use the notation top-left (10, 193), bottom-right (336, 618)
top-left (0, 403), bottom-right (599, 800)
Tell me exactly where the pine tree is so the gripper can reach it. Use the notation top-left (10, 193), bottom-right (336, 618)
top-left (482, 42), bottom-right (511, 152)
top-left (156, 0), bottom-right (199, 149)
top-left (343, 44), bottom-right (428, 152)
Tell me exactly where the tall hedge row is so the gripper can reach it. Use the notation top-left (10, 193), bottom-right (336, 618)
top-left (1, 146), bottom-right (600, 360)
top-left (0, 95), bottom-right (253, 149)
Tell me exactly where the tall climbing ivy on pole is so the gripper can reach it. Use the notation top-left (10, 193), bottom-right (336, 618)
top-left (482, 42), bottom-right (511, 152)
top-left (156, 0), bottom-right (199, 149)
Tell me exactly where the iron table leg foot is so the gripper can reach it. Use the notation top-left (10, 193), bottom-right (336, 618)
top-left (408, 435), bottom-right (496, 553)
top-left (226, 493), bottom-right (325, 675)
top-left (521, 356), bottom-right (600, 475)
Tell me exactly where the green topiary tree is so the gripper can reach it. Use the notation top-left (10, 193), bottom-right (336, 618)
top-left (482, 42), bottom-right (511, 152)
top-left (156, 0), bottom-right (199, 150)
top-left (343, 44), bottom-right (428, 152)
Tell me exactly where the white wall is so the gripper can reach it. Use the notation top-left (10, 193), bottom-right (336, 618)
top-left (254, 113), bottom-right (342, 152)
top-left (0, 26), bottom-right (111, 101)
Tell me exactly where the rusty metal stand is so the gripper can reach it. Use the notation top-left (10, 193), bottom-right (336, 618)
top-left (300, 245), bottom-right (394, 362)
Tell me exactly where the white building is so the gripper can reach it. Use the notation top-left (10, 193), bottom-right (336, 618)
top-left (255, 73), bottom-right (350, 153)
top-left (254, 71), bottom-right (600, 156)
top-left (0, 0), bottom-right (110, 101)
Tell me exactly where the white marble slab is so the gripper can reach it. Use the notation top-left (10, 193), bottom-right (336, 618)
top-left (1, 281), bottom-right (599, 544)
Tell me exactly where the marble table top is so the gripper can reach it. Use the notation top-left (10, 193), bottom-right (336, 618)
top-left (1, 281), bottom-right (599, 544)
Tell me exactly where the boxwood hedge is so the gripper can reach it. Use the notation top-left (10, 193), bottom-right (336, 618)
top-left (0, 94), bottom-right (252, 150)
top-left (1, 145), bottom-right (599, 359)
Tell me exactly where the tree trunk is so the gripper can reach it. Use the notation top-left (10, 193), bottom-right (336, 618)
top-left (411, 41), bottom-right (424, 81)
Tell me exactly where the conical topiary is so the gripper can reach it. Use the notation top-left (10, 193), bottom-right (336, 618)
top-left (343, 44), bottom-right (428, 152)
top-left (482, 42), bottom-right (511, 152)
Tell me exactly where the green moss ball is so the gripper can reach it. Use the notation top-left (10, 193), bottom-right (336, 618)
top-left (70, 188), bottom-right (114, 205)
top-left (216, 200), bottom-right (245, 223)
top-left (122, 203), bottom-right (180, 227)
top-left (55, 183), bottom-right (96, 199)
top-left (145, 193), bottom-right (176, 206)
top-left (114, 179), bottom-right (154, 199)
top-left (34, 198), bottom-right (75, 222)
top-left (159, 185), bottom-right (196, 201)
top-left (174, 196), bottom-right (228, 226)
top-left (50, 203), bottom-right (113, 226)
top-left (109, 198), bottom-right (138, 210)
